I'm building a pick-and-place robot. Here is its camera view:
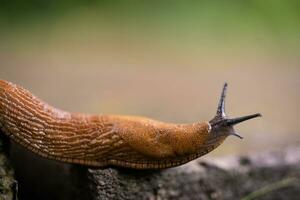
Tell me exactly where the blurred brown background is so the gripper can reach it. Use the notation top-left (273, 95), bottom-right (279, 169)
top-left (1, 1), bottom-right (299, 157)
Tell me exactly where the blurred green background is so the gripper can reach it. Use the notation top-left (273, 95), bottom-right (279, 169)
top-left (0, 1), bottom-right (299, 156)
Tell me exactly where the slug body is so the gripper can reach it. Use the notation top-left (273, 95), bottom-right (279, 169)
top-left (0, 80), bottom-right (261, 169)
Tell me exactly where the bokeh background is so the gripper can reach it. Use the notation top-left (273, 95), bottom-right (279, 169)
top-left (1, 1), bottom-right (300, 157)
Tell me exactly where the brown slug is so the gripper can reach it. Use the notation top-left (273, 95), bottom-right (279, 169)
top-left (0, 80), bottom-right (261, 169)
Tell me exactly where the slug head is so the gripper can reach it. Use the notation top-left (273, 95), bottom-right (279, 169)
top-left (209, 83), bottom-right (261, 139)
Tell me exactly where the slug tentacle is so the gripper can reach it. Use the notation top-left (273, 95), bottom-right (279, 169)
top-left (216, 82), bottom-right (227, 117)
top-left (0, 80), bottom-right (261, 169)
top-left (209, 83), bottom-right (262, 140)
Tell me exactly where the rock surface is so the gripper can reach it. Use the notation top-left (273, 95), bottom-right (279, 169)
top-left (0, 136), bottom-right (17, 200)
top-left (87, 146), bottom-right (300, 200)
top-left (2, 136), bottom-right (300, 200)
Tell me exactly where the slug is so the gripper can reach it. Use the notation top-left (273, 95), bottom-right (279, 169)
top-left (0, 80), bottom-right (261, 169)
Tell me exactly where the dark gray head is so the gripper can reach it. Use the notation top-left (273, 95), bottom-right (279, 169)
top-left (209, 83), bottom-right (261, 139)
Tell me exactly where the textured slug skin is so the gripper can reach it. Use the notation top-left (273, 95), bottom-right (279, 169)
top-left (0, 80), bottom-right (217, 169)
